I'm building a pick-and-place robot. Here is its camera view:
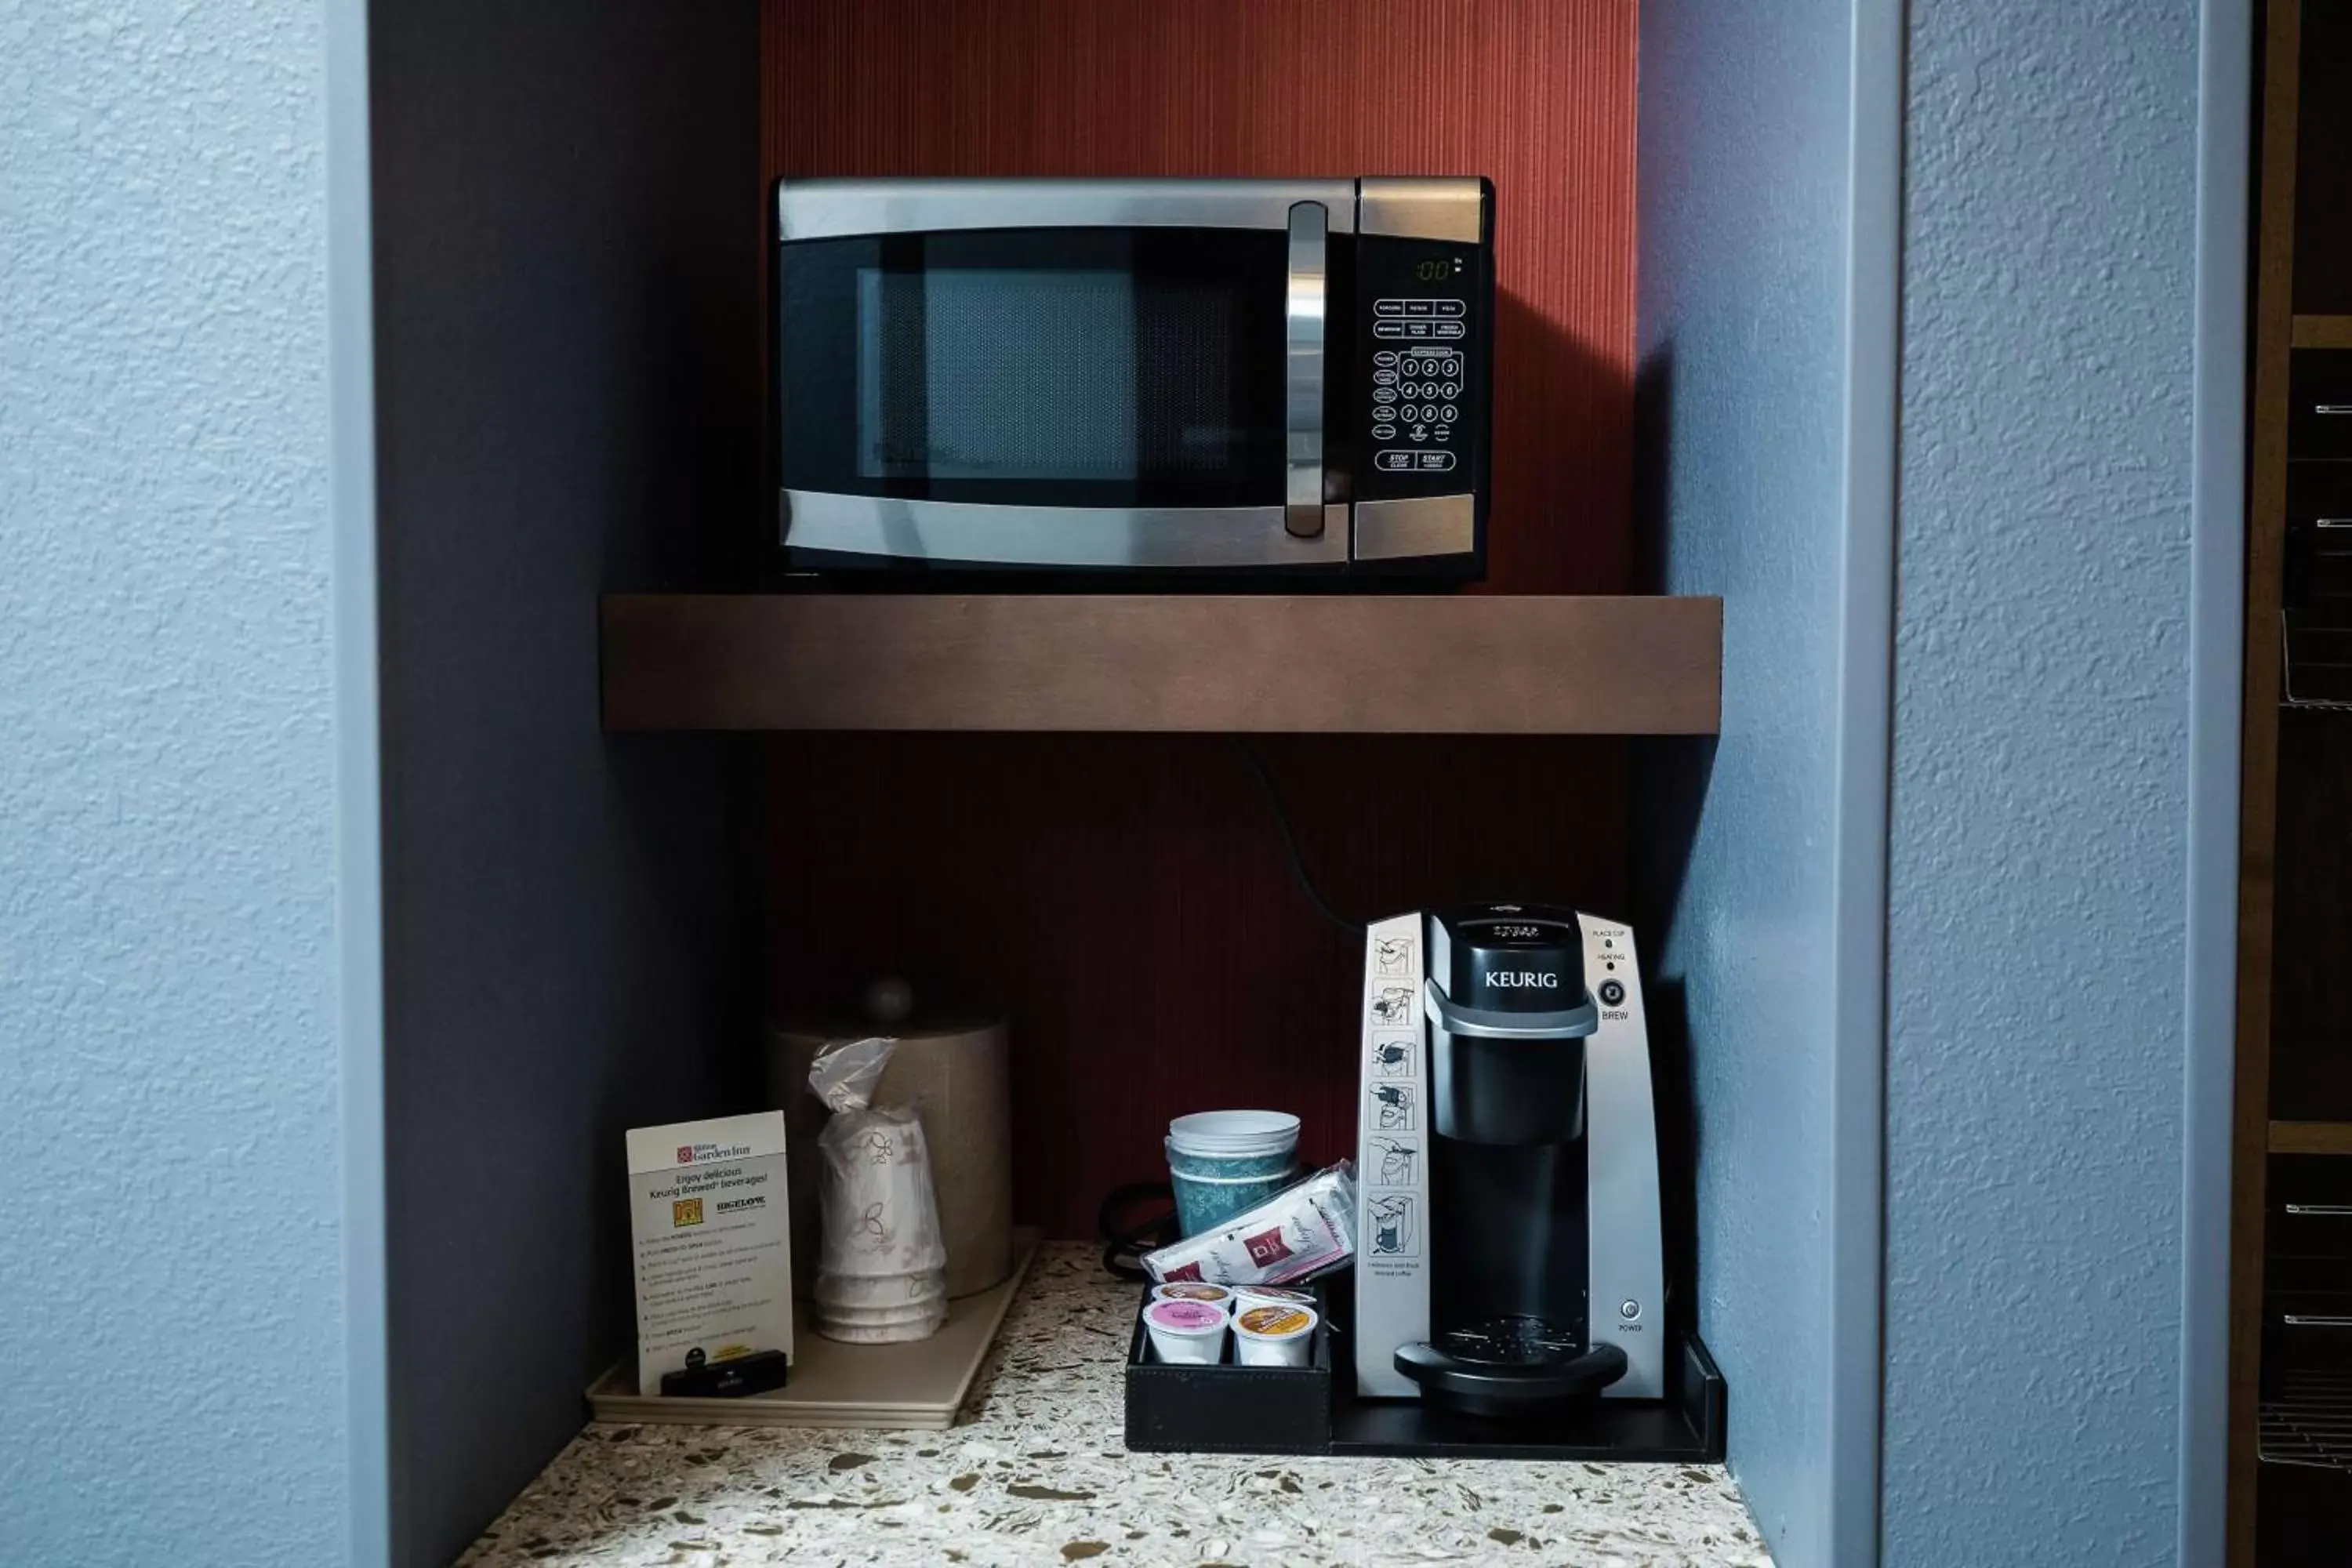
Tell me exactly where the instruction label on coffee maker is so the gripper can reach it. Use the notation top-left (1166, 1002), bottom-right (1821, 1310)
top-left (626, 1111), bottom-right (793, 1397)
top-left (1356, 912), bottom-right (1429, 1397)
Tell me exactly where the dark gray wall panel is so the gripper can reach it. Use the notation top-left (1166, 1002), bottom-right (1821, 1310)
top-left (369, 6), bottom-right (761, 1563)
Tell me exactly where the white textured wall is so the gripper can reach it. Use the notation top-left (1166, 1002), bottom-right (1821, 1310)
top-left (0, 2), bottom-right (349, 1563)
top-left (1885, 2), bottom-right (2199, 1562)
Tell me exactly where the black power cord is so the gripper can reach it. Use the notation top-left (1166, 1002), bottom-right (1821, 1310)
top-left (1097, 1181), bottom-right (1178, 1282)
top-left (1229, 736), bottom-right (1367, 938)
top-left (1092, 745), bottom-right (1363, 1283)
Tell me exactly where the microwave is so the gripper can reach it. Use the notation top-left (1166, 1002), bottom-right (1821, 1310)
top-left (772, 176), bottom-right (1495, 577)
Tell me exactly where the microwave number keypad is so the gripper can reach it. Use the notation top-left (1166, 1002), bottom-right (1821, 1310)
top-left (1359, 238), bottom-right (1479, 497)
top-left (1370, 339), bottom-right (1465, 472)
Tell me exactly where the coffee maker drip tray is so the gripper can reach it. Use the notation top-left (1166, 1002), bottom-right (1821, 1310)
top-left (1394, 1317), bottom-right (1630, 1417)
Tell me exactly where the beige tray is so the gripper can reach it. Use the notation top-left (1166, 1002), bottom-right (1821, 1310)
top-left (586, 1229), bottom-right (1040, 1429)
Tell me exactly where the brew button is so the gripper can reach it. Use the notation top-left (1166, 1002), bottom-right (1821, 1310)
top-left (1371, 423), bottom-right (1396, 440)
top-left (1403, 299), bottom-right (1435, 317)
top-left (1599, 979), bottom-right (1626, 1006)
top-left (1374, 350), bottom-right (1400, 368)
top-left (1619, 1299), bottom-right (1641, 1321)
top-left (1375, 299), bottom-right (1406, 318)
top-left (1434, 322), bottom-right (1465, 339)
top-left (1435, 299), bottom-right (1467, 318)
top-left (1375, 322), bottom-right (1406, 339)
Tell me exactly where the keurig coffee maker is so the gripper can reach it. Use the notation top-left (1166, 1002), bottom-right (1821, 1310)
top-left (1353, 904), bottom-right (1664, 1414)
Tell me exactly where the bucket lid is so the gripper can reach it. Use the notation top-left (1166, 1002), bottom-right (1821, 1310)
top-left (1167, 1109), bottom-right (1300, 1153)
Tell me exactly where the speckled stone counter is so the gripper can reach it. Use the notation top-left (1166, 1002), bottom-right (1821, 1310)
top-left (460, 1247), bottom-right (1769, 1567)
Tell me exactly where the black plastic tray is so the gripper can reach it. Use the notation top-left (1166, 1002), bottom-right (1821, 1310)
top-left (1122, 1276), bottom-right (1726, 1462)
top-left (1329, 1331), bottom-right (1725, 1461)
top-left (1123, 1284), bottom-right (1334, 1454)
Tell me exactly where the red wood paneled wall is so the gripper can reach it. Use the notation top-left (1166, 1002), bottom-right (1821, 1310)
top-left (761, 0), bottom-right (1640, 1236)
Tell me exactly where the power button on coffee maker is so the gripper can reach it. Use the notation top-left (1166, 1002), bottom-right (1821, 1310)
top-left (1599, 979), bottom-right (1627, 1007)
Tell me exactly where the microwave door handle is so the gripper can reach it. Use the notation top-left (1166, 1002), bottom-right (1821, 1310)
top-left (1285, 201), bottom-right (1327, 538)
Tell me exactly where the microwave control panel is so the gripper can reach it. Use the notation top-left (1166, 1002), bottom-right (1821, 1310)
top-left (1357, 238), bottom-right (1487, 503)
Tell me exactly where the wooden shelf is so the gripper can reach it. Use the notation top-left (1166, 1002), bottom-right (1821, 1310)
top-left (2292, 314), bottom-right (2352, 348)
top-left (2270, 1120), bottom-right (2352, 1156)
top-left (601, 593), bottom-right (1722, 735)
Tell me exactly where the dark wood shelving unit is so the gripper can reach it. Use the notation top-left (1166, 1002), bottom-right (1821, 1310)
top-left (2271, 1120), bottom-right (2352, 1156)
top-left (2290, 314), bottom-right (2352, 349)
top-left (601, 594), bottom-right (1722, 735)
top-left (2234, 2), bottom-right (2352, 1559)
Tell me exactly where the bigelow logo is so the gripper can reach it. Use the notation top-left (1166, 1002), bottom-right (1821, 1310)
top-left (1489, 971), bottom-right (1559, 989)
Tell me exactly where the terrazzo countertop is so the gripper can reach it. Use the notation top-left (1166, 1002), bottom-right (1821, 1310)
top-left (460, 1247), bottom-right (1769, 1567)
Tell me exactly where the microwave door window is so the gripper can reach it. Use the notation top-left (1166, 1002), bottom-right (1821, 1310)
top-left (780, 229), bottom-right (1288, 511)
top-left (858, 268), bottom-right (1156, 482)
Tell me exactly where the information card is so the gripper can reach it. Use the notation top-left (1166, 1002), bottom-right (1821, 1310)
top-left (626, 1111), bottom-right (793, 1396)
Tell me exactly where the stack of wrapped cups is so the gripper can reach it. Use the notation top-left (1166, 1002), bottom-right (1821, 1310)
top-left (1164, 1110), bottom-right (1301, 1237)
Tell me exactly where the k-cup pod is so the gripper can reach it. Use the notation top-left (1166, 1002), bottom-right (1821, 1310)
top-left (1232, 1303), bottom-right (1318, 1367)
top-left (1231, 1284), bottom-right (1315, 1313)
top-left (1143, 1298), bottom-right (1229, 1366)
top-left (1151, 1283), bottom-right (1234, 1307)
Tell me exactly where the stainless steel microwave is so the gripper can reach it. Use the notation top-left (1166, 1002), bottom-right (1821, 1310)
top-left (772, 176), bottom-right (1494, 577)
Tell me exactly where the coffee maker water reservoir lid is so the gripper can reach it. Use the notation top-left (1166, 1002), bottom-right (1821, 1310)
top-left (1430, 904), bottom-right (1599, 1035)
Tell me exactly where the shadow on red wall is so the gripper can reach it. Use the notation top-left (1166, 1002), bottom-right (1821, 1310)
top-left (760, 0), bottom-right (1640, 1236)
top-left (769, 732), bottom-right (1630, 1237)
